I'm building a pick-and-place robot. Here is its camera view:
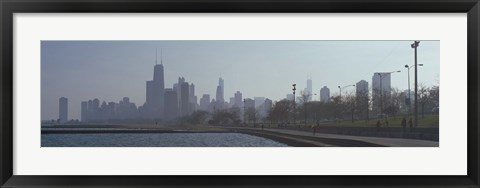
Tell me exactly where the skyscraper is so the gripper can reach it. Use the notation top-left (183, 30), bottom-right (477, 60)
top-left (216, 77), bottom-right (224, 109)
top-left (254, 97), bottom-right (265, 108)
top-left (356, 80), bottom-right (369, 119)
top-left (189, 83), bottom-right (196, 112)
top-left (356, 80), bottom-right (369, 98)
top-left (320, 86), bottom-right (330, 103)
top-left (180, 82), bottom-right (190, 116)
top-left (306, 78), bottom-right (312, 101)
top-left (177, 77), bottom-right (185, 115)
top-left (145, 50), bottom-right (165, 118)
top-left (244, 98), bottom-right (255, 111)
top-left (199, 94), bottom-right (210, 111)
top-left (234, 91), bottom-right (242, 108)
top-left (372, 72), bottom-right (392, 113)
top-left (164, 88), bottom-right (178, 120)
top-left (59, 97), bottom-right (68, 123)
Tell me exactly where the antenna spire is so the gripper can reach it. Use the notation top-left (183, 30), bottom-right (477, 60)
top-left (161, 48), bottom-right (163, 65)
top-left (155, 48), bottom-right (158, 65)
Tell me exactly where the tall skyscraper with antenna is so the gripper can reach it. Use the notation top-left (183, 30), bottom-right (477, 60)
top-left (216, 77), bottom-right (224, 110)
top-left (145, 49), bottom-right (165, 118)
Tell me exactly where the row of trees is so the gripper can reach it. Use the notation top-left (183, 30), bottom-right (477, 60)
top-left (266, 85), bottom-right (439, 125)
top-left (177, 84), bottom-right (439, 127)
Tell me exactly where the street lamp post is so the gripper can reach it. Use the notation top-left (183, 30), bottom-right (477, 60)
top-left (411, 41), bottom-right (420, 127)
top-left (377, 71), bottom-right (401, 116)
top-left (243, 99), bottom-right (246, 125)
top-left (337, 84), bottom-right (355, 122)
top-left (292, 84), bottom-right (296, 127)
top-left (405, 64), bottom-right (423, 116)
top-left (338, 84), bottom-right (355, 99)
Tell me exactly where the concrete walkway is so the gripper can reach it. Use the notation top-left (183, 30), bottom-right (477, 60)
top-left (240, 128), bottom-right (439, 147)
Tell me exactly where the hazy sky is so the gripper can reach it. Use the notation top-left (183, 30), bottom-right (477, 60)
top-left (41, 41), bottom-right (439, 120)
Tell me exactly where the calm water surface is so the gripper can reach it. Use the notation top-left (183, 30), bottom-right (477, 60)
top-left (41, 133), bottom-right (289, 147)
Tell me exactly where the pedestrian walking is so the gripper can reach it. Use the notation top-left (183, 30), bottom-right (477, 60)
top-left (401, 117), bottom-right (407, 132)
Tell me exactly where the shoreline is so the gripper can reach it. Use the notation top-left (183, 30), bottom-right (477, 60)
top-left (41, 127), bottom-right (389, 147)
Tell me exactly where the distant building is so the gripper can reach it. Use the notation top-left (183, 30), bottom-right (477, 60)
top-left (215, 77), bottom-right (224, 110)
top-left (180, 82), bottom-right (190, 116)
top-left (320, 86), bottom-right (330, 103)
top-left (356, 80), bottom-right (369, 119)
top-left (254, 97), bottom-right (265, 108)
top-left (59, 97), bottom-right (68, 123)
top-left (244, 98), bottom-right (255, 111)
top-left (189, 83), bottom-right (197, 112)
top-left (92, 98), bottom-right (100, 120)
top-left (305, 78), bottom-right (312, 101)
top-left (177, 77), bottom-right (185, 116)
top-left (164, 88), bottom-right (178, 120)
top-left (372, 72), bottom-right (392, 113)
top-left (145, 57), bottom-right (165, 118)
top-left (199, 94), bottom-right (210, 111)
top-left (260, 98), bottom-right (273, 118)
top-left (234, 91), bottom-right (242, 108)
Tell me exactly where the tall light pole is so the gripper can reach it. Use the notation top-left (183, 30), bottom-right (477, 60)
top-left (377, 70), bottom-right (401, 115)
top-left (405, 64), bottom-right (423, 116)
top-left (337, 84), bottom-right (355, 122)
top-left (292, 84), bottom-right (296, 127)
top-left (338, 84), bottom-right (355, 99)
top-left (411, 41), bottom-right (420, 127)
top-left (243, 99), bottom-right (246, 125)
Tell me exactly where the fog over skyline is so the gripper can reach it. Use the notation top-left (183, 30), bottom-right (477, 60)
top-left (41, 40), bottom-right (439, 120)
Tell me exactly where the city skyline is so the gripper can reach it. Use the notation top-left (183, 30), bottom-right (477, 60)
top-left (41, 40), bottom-right (440, 120)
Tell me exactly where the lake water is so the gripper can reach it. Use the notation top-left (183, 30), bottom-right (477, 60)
top-left (41, 133), bottom-right (289, 147)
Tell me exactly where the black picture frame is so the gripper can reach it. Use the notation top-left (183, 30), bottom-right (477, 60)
top-left (1, 0), bottom-right (479, 187)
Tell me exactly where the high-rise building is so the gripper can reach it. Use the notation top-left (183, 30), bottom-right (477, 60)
top-left (216, 77), bottom-right (224, 109)
top-left (145, 51), bottom-right (165, 118)
top-left (356, 80), bottom-right (369, 98)
top-left (164, 88), bottom-right (178, 120)
top-left (254, 97), bottom-right (265, 108)
top-left (59, 97), bottom-right (68, 123)
top-left (244, 98), bottom-right (255, 111)
top-left (189, 83), bottom-right (196, 112)
top-left (372, 72), bottom-right (392, 113)
top-left (356, 80), bottom-right (369, 119)
top-left (180, 82), bottom-right (190, 116)
top-left (92, 98), bottom-right (100, 120)
top-left (234, 91), bottom-right (242, 108)
top-left (320, 86), bottom-right (330, 103)
top-left (264, 98), bottom-right (273, 111)
top-left (260, 98), bottom-right (273, 118)
top-left (306, 78), bottom-right (312, 101)
top-left (199, 94), bottom-right (210, 111)
top-left (177, 77), bottom-right (185, 114)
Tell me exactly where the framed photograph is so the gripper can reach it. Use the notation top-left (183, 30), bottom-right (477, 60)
top-left (1, 0), bottom-right (479, 187)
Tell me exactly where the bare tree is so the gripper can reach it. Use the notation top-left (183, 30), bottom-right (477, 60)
top-left (417, 84), bottom-right (431, 118)
top-left (342, 92), bottom-right (356, 123)
top-left (297, 91), bottom-right (312, 126)
top-left (268, 99), bottom-right (292, 124)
